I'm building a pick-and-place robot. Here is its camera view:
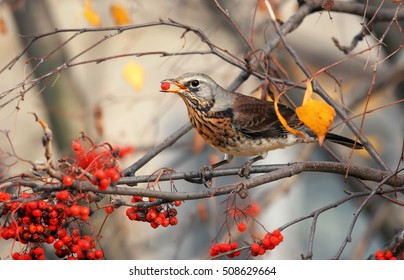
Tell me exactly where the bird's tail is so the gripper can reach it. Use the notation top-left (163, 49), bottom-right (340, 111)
top-left (325, 133), bottom-right (363, 149)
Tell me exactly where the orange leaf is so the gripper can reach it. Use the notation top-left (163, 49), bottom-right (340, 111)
top-left (110, 4), bottom-right (132, 26)
top-left (122, 61), bottom-right (145, 92)
top-left (0, 17), bottom-right (7, 35)
top-left (197, 203), bottom-right (208, 221)
top-left (274, 97), bottom-right (305, 139)
top-left (296, 79), bottom-right (336, 145)
top-left (296, 99), bottom-right (335, 145)
top-left (302, 78), bottom-right (314, 105)
top-left (84, 0), bottom-right (101, 27)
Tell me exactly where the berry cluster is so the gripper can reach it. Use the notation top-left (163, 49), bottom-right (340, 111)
top-left (209, 229), bottom-right (283, 259)
top-left (12, 247), bottom-right (45, 260)
top-left (125, 196), bottom-right (180, 228)
top-left (250, 229), bottom-right (283, 257)
top-left (0, 191), bottom-right (104, 260)
top-left (62, 139), bottom-right (123, 191)
top-left (210, 241), bottom-right (240, 258)
top-left (52, 229), bottom-right (103, 260)
top-left (374, 250), bottom-right (398, 260)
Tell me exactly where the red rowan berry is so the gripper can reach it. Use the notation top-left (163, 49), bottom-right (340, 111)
top-left (247, 202), bottom-right (260, 217)
top-left (72, 140), bottom-right (82, 151)
top-left (98, 178), bottom-right (110, 190)
top-left (69, 205), bottom-right (80, 216)
top-left (46, 236), bottom-right (55, 244)
top-left (48, 210), bottom-right (58, 218)
top-left (38, 200), bottom-right (47, 210)
top-left (385, 250), bottom-right (393, 259)
top-left (34, 247), bottom-right (44, 256)
top-left (12, 252), bottom-right (20, 260)
top-left (169, 216), bottom-right (178, 226)
top-left (53, 240), bottom-right (64, 250)
top-left (27, 201), bottom-right (38, 210)
top-left (62, 175), bottom-right (74, 187)
top-left (29, 224), bottom-right (37, 234)
top-left (71, 245), bottom-right (80, 253)
top-left (87, 250), bottom-right (95, 260)
top-left (49, 218), bottom-right (59, 226)
top-left (210, 244), bottom-right (220, 256)
top-left (80, 206), bottom-right (90, 216)
top-left (162, 218), bottom-right (170, 227)
top-left (21, 216), bottom-right (31, 224)
top-left (237, 222), bottom-right (247, 232)
top-left (230, 241), bottom-right (238, 250)
top-left (161, 82), bottom-right (170, 91)
top-left (105, 206), bottom-right (114, 213)
top-left (78, 239), bottom-right (91, 251)
top-left (35, 224), bottom-right (44, 234)
top-left (154, 216), bottom-right (163, 225)
top-left (94, 249), bottom-right (103, 259)
top-left (150, 222), bottom-right (159, 229)
top-left (250, 243), bottom-right (260, 253)
top-left (94, 170), bottom-right (106, 180)
top-left (32, 209), bottom-right (42, 217)
top-left (56, 190), bottom-right (70, 201)
top-left (258, 246), bottom-right (266, 255)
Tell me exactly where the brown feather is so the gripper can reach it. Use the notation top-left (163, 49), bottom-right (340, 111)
top-left (231, 94), bottom-right (302, 138)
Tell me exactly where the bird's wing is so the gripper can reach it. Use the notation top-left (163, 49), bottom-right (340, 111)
top-left (231, 94), bottom-right (302, 138)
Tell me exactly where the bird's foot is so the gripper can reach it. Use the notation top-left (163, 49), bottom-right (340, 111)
top-left (199, 165), bottom-right (214, 188)
top-left (237, 154), bottom-right (265, 178)
top-left (238, 160), bottom-right (254, 178)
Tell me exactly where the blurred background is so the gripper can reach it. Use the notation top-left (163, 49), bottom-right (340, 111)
top-left (0, 0), bottom-right (403, 259)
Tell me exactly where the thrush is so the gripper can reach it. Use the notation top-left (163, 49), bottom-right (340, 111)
top-left (160, 72), bottom-right (362, 180)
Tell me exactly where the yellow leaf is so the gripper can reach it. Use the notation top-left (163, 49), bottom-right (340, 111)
top-left (122, 61), bottom-right (145, 92)
top-left (84, 0), bottom-right (101, 27)
top-left (302, 78), bottom-right (313, 105)
top-left (0, 17), bottom-right (7, 35)
top-left (274, 97), bottom-right (305, 139)
top-left (296, 99), bottom-right (336, 145)
top-left (110, 4), bottom-right (132, 26)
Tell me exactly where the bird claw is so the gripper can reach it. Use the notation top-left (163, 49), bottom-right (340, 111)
top-left (199, 165), bottom-right (214, 188)
top-left (238, 160), bottom-right (253, 178)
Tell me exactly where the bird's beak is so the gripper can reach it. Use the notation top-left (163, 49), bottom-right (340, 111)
top-left (160, 79), bottom-right (188, 93)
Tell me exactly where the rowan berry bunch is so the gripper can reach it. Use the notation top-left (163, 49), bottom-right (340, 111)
top-left (210, 241), bottom-right (240, 258)
top-left (209, 229), bottom-right (283, 259)
top-left (125, 196), bottom-right (180, 228)
top-left (208, 199), bottom-right (284, 259)
top-left (374, 250), bottom-right (400, 260)
top-left (61, 138), bottom-right (122, 191)
top-left (0, 190), bottom-right (104, 260)
top-left (250, 230), bottom-right (284, 257)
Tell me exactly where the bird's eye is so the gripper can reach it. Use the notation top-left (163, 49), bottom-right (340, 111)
top-left (190, 80), bottom-right (200, 87)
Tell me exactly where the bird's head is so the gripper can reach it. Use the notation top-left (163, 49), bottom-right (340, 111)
top-left (160, 73), bottom-right (221, 107)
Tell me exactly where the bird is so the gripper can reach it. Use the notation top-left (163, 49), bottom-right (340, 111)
top-left (160, 72), bottom-right (363, 180)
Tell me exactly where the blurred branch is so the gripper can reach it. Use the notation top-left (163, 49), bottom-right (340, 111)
top-left (307, 0), bottom-right (404, 22)
top-left (3, 161), bottom-right (402, 201)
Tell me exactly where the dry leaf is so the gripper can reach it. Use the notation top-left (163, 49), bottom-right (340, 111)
top-left (295, 79), bottom-right (336, 145)
top-left (110, 4), bottom-right (132, 26)
top-left (197, 203), bottom-right (208, 221)
top-left (0, 17), bottom-right (7, 35)
top-left (122, 61), bottom-right (145, 92)
top-left (84, 0), bottom-right (101, 27)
